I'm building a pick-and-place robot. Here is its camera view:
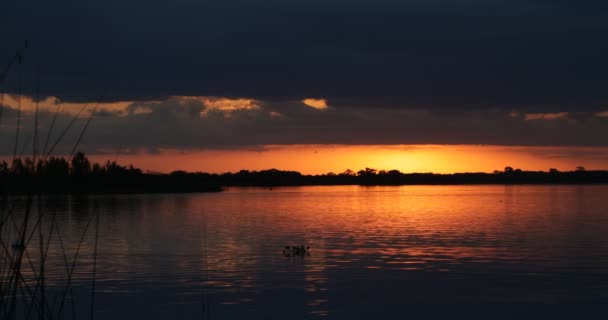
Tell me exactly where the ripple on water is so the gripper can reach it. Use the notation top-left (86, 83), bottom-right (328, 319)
top-left (4, 186), bottom-right (608, 319)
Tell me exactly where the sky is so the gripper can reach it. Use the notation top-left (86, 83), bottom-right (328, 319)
top-left (1, 0), bottom-right (607, 173)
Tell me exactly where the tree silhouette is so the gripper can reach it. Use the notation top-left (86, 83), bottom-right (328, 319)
top-left (71, 151), bottom-right (91, 176)
top-left (341, 169), bottom-right (355, 176)
top-left (41, 157), bottom-right (69, 177)
top-left (11, 159), bottom-right (27, 175)
top-left (357, 167), bottom-right (377, 177)
top-left (0, 161), bottom-right (8, 174)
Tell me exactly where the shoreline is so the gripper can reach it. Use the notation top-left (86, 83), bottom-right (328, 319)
top-left (2, 180), bottom-right (607, 195)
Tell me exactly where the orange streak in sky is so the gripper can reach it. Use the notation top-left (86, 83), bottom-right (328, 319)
top-left (87, 145), bottom-right (608, 174)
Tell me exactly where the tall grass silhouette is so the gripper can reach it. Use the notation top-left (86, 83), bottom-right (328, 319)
top-left (1, 42), bottom-right (102, 320)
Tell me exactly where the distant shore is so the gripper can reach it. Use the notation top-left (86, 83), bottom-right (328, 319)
top-left (3, 167), bottom-right (608, 195)
top-left (216, 168), bottom-right (608, 187)
top-left (2, 153), bottom-right (607, 194)
top-left (0, 175), bottom-right (223, 194)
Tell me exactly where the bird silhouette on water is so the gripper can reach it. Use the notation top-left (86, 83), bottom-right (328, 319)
top-left (283, 245), bottom-right (310, 257)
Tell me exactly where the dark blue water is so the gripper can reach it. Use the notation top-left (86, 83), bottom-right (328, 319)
top-left (4, 185), bottom-right (608, 319)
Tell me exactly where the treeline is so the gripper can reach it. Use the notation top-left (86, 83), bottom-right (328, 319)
top-left (218, 167), bottom-right (608, 186)
top-left (1, 152), bottom-right (142, 177)
top-left (0, 152), bottom-right (220, 193)
top-left (2, 153), bottom-right (608, 194)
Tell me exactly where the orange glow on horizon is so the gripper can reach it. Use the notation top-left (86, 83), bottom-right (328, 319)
top-left (84, 145), bottom-right (608, 174)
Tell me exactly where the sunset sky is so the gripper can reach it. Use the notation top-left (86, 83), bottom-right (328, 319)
top-left (1, 1), bottom-right (608, 173)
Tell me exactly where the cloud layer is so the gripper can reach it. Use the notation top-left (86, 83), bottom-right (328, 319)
top-left (1, 96), bottom-right (607, 156)
top-left (1, 0), bottom-right (608, 112)
top-left (2, 1), bottom-right (608, 151)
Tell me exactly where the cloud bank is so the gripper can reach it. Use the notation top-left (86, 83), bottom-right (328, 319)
top-left (2, 1), bottom-right (608, 151)
top-left (1, 0), bottom-right (607, 111)
top-left (1, 96), bottom-right (607, 155)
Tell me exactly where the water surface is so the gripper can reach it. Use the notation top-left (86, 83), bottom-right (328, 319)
top-left (5, 185), bottom-right (608, 319)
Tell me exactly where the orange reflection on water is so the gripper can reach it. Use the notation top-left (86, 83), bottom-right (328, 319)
top-left (7, 185), bottom-right (608, 317)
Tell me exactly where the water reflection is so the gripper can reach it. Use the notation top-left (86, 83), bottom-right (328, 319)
top-left (3, 185), bottom-right (608, 319)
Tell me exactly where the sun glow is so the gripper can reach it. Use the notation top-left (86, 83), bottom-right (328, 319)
top-left (87, 145), bottom-right (608, 174)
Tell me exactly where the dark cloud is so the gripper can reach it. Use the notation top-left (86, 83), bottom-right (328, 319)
top-left (523, 147), bottom-right (608, 162)
top-left (2, 1), bottom-right (608, 151)
top-left (1, 0), bottom-right (608, 112)
top-left (1, 97), bottom-right (608, 156)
